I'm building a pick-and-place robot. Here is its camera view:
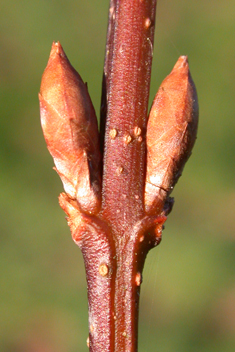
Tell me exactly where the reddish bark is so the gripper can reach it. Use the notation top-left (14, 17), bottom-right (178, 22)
top-left (39, 1), bottom-right (198, 351)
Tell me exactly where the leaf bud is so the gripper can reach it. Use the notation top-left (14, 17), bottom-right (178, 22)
top-left (145, 56), bottom-right (199, 214)
top-left (39, 42), bottom-right (101, 214)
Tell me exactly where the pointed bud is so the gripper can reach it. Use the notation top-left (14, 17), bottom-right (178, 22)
top-left (145, 56), bottom-right (199, 214)
top-left (39, 42), bottom-right (101, 214)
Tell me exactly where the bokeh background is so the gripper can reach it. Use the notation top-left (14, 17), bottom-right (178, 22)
top-left (1, 0), bottom-right (234, 351)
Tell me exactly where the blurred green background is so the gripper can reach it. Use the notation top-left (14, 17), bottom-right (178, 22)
top-left (0, 0), bottom-right (234, 351)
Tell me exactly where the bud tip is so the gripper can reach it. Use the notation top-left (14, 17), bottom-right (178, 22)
top-left (173, 55), bottom-right (188, 70)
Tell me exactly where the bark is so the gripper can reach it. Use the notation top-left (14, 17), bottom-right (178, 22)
top-left (39, 1), bottom-right (198, 351)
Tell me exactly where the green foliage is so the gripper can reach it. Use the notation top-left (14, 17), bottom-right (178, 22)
top-left (0, 0), bottom-right (234, 351)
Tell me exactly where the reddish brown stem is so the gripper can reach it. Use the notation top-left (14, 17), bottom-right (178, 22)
top-left (39, 0), bottom-right (198, 351)
top-left (102, 0), bottom-right (157, 232)
top-left (99, 1), bottom-right (158, 351)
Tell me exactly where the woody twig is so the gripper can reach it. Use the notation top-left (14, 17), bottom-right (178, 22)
top-left (39, 1), bottom-right (198, 351)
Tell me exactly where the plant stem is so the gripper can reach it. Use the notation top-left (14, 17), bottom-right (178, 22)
top-left (40, 1), bottom-right (199, 351)
top-left (102, 0), bottom-right (157, 231)
top-left (99, 1), bottom-right (158, 351)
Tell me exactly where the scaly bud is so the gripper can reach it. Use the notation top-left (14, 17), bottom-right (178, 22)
top-left (145, 56), bottom-right (199, 214)
top-left (39, 42), bottom-right (101, 214)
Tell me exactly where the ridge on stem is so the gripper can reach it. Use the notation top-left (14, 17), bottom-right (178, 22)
top-left (39, 1), bottom-right (198, 351)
